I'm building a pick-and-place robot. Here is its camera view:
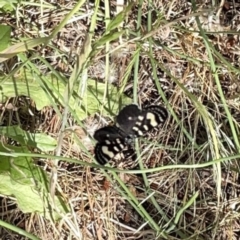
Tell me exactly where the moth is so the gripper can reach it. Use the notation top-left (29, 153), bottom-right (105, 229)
top-left (94, 104), bottom-right (168, 165)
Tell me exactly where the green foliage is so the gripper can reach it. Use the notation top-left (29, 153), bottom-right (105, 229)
top-left (0, 0), bottom-right (133, 235)
top-left (0, 73), bottom-right (131, 119)
top-left (0, 37), bottom-right (50, 62)
top-left (0, 126), bottom-right (57, 151)
top-left (0, 66), bottom-right (131, 220)
top-left (106, 2), bottom-right (134, 32)
top-left (0, 144), bottom-right (68, 219)
top-left (92, 30), bottom-right (125, 49)
top-left (0, 25), bottom-right (11, 51)
top-left (0, 126), bottom-right (66, 219)
top-left (0, 0), bottom-right (18, 13)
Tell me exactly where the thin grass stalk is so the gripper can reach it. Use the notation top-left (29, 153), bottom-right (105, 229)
top-left (141, 3), bottom-right (188, 237)
top-left (2, 151), bottom-right (240, 173)
top-left (0, 219), bottom-right (40, 240)
top-left (131, 0), bottom-right (168, 235)
top-left (191, 0), bottom-right (234, 212)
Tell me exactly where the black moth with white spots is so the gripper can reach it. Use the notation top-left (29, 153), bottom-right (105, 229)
top-left (94, 104), bottom-right (168, 165)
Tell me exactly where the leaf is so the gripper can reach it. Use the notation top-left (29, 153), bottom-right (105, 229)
top-left (0, 0), bottom-right (17, 12)
top-left (0, 174), bottom-right (67, 220)
top-left (0, 145), bottom-right (40, 182)
top-left (0, 37), bottom-right (50, 62)
top-left (0, 144), bottom-right (68, 220)
top-left (0, 74), bottom-right (132, 120)
top-left (0, 126), bottom-right (57, 152)
top-left (93, 30), bottom-right (125, 48)
top-left (0, 25), bottom-right (11, 51)
top-left (106, 2), bottom-right (134, 32)
top-left (0, 80), bottom-right (51, 110)
top-left (33, 134), bottom-right (57, 152)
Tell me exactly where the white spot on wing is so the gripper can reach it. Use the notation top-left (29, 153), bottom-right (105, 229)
top-left (133, 126), bottom-right (139, 131)
top-left (119, 144), bottom-right (124, 149)
top-left (113, 146), bottom-right (120, 152)
top-left (102, 146), bottom-right (114, 158)
top-left (133, 126), bottom-right (143, 135)
top-left (143, 125), bottom-right (148, 130)
top-left (146, 112), bottom-right (158, 127)
top-left (138, 130), bottom-right (143, 135)
top-left (136, 121), bottom-right (141, 126)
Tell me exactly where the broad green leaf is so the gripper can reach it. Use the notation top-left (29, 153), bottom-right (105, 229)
top-left (0, 145), bottom-right (40, 182)
top-left (0, 75), bottom-right (132, 120)
top-left (0, 144), bottom-right (68, 220)
top-left (0, 80), bottom-right (51, 110)
top-left (0, 25), bottom-right (11, 51)
top-left (33, 134), bottom-right (57, 152)
top-left (0, 126), bottom-right (57, 152)
top-left (0, 0), bottom-right (17, 12)
top-left (0, 174), bottom-right (67, 219)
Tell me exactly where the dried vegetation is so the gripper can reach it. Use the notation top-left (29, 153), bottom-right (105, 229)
top-left (1, 0), bottom-right (240, 239)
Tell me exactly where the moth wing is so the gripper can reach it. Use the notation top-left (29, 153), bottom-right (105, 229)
top-left (94, 126), bottom-right (126, 142)
top-left (116, 104), bottom-right (141, 136)
top-left (129, 105), bottom-right (168, 136)
top-left (143, 105), bottom-right (168, 125)
top-left (94, 138), bottom-right (127, 165)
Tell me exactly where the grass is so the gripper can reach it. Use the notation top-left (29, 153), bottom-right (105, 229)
top-left (0, 0), bottom-right (240, 239)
